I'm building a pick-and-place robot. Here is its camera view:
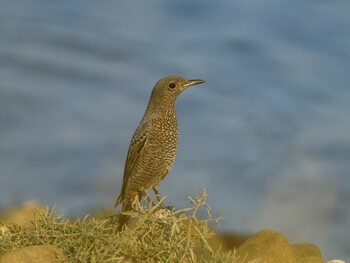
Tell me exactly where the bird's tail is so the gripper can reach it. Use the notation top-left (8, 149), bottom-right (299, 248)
top-left (117, 213), bottom-right (129, 232)
top-left (114, 193), bottom-right (123, 208)
top-left (116, 198), bottom-right (134, 232)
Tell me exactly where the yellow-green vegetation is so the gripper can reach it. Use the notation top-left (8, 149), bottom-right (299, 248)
top-left (0, 189), bottom-right (245, 263)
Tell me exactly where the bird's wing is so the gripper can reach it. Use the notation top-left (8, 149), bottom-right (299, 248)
top-left (114, 121), bottom-right (150, 208)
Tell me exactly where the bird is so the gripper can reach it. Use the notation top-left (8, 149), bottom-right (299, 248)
top-left (114, 76), bottom-right (205, 231)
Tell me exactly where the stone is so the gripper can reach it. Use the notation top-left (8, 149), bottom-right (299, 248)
top-left (236, 229), bottom-right (296, 263)
top-left (291, 243), bottom-right (322, 263)
top-left (0, 245), bottom-right (68, 263)
top-left (0, 201), bottom-right (45, 228)
top-left (215, 232), bottom-right (248, 251)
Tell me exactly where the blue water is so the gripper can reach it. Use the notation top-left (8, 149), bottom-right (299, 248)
top-left (1, 0), bottom-right (349, 260)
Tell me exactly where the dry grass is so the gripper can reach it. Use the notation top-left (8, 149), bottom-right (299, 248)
top-left (0, 188), bottom-right (247, 263)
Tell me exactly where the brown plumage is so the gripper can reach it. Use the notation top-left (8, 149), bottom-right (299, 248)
top-left (114, 76), bottom-right (205, 231)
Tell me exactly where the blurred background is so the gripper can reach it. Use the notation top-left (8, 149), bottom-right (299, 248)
top-left (1, 0), bottom-right (349, 260)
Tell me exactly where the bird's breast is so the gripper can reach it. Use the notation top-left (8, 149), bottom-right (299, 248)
top-left (151, 116), bottom-right (179, 155)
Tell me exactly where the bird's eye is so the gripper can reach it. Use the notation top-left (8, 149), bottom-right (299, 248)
top-left (168, 83), bottom-right (176, 89)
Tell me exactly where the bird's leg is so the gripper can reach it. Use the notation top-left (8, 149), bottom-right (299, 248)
top-left (152, 186), bottom-right (175, 211)
top-left (142, 190), bottom-right (156, 206)
top-left (152, 186), bottom-right (163, 208)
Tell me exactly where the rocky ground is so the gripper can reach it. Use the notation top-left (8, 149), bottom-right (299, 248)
top-left (0, 201), bottom-right (345, 263)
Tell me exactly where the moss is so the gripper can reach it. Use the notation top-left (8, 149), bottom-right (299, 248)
top-left (0, 189), bottom-right (245, 263)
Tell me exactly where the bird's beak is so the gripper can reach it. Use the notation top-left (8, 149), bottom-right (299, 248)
top-left (183, 79), bottom-right (205, 88)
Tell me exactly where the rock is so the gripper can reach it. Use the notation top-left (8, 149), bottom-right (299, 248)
top-left (327, 260), bottom-right (346, 263)
top-left (236, 229), bottom-right (296, 263)
top-left (235, 229), bottom-right (324, 263)
top-left (0, 225), bottom-right (10, 236)
top-left (291, 243), bottom-right (322, 263)
top-left (91, 207), bottom-right (116, 220)
top-left (206, 231), bottom-right (248, 254)
top-left (215, 232), bottom-right (248, 251)
top-left (0, 245), bottom-right (68, 263)
top-left (0, 201), bottom-right (46, 228)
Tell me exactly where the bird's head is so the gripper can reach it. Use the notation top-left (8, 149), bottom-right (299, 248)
top-left (150, 76), bottom-right (205, 104)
